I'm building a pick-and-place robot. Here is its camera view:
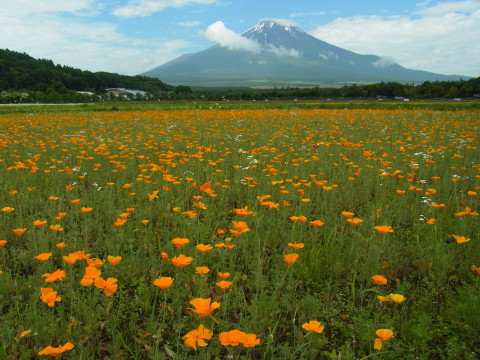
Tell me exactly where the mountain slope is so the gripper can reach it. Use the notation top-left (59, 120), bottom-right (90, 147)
top-left (143, 20), bottom-right (468, 87)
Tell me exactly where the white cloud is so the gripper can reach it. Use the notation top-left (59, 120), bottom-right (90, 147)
top-left (0, 8), bottom-right (192, 76)
top-left (259, 18), bottom-right (300, 28)
top-left (202, 21), bottom-right (301, 58)
top-left (1, 0), bottom-right (99, 16)
top-left (177, 20), bottom-right (202, 27)
top-left (266, 44), bottom-right (301, 58)
top-left (112, 0), bottom-right (217, 18)
top-left (202, 21), bottom-right (261, 53)
top-left (372, 56), bottom-right (397, 68)
top-left (309, 1), bottom-right (480, 77)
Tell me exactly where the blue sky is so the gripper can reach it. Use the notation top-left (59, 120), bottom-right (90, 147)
top-left (1, 0), bottom-right (479, 77)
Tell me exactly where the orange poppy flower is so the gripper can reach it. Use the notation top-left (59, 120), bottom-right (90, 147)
top-left (243, 333), bottom-right (261, 347)
top-left (196, 244), bottom-right (213, 253)
top-left (188, 298), bottom-right (220, 318)
top-left (195, 266), bottom-right (210, 275)
top-left (38, 342), bottom-right (75, 357)
top-left (107, 255), bottom-right (122, 266)
top-left (218, 330), bottom-right (246, 346)
top-left (147, 190), bottom-right (159, 201)
top-left (289, 215), bottom-right (307, 222)
top-left (229, 221), bottom-right (250, 237)
top-left (182, 210), bottom-right (197, 218)
top-left (284, 253), bottom-right (299, 266)
top-left (80, 207), bottom-right (92, 214)
top-left (171, 237), bottom-right (190, 249)
top-left (1, 207), bottom-right (14, 213)
top-left (199, 182), bottom-right (215, 195)
top-left (153, 277), bottom-right (174, 290)
top-left (171, 254), bottom-right (193, 267)
top-left (374, 226), bottom-right (394, 234)
top-left (0, 240), bottom-right (7, 247)
top-left (49, 224), bottom-right (64, 232)
top-left (376, 329), bottom-right (393, 341)
top-left (193, 201), bottom-right (207, 209)
top-left (56, 242), bottom-right (67, 249)
top-left (288, 242), bottom-right (304, 250)
top-left (33, 220), bottom-right (48, 228)
top-left (346, 218), bottom-right (363, 226)
top-left (218, 272), bottom-right (231, 280)
top-left (233, 206), bottom-right (255, 217)
top-left (182, 324), bottom-right (213, 350)
top-left (302, 320), bottom-right (325, 333)
top-left (63, 253), bottom-right (79, 266)
top-left (70, 199), bottom-right (81, 205)
top-left (309, 220), bottom-right (324, 227)
top-left (12, 228), bottom-right (27, 236)
top-left (371, 275), bottom-right (387, 285)
top-left (94, 277), bottom-right (118, 296)
top-left (35, 253), bottom-right (52, 262)
top-left (216, 280), bottom-right (233, 291)
top-left (55, 212), bottom-right (67, 220)
top-left (341, 211), bottom-right (355, 219)
top-left (39, 287), bottom-right (61, 307)
top-left (86, 257), bottom-right (104, 268)
top-left (114, 218), bottom-right (127, 226)
top-left (42, 269), bottom-right (66, 283)
top-left (159, 251), bottom-right (169, 262)
top-left (80, 266), bottom-right (101, 286)
top-left (452, 234), bottom-right (470, 244)
top-left (374, 329), bottom-right (394, 350)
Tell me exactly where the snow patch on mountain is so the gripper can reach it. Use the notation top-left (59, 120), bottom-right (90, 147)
top-left (319, 51), bottom-right (339, 61)
top-left (258, 18), bottom-right (300, 29)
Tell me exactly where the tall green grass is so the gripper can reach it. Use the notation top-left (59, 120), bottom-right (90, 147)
top-left (0, 107), bottom-right (478, 359)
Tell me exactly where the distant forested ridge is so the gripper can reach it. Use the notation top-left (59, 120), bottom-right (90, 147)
top-left (196, 78), bottom-right (480, 101)
top-left (0, 48), bottom-right (174, 102)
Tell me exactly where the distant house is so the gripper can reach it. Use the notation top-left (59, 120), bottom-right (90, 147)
top-left (76, 91), bottom-right (95, 96)
top-left (105, 88), bottom-right (147, 97)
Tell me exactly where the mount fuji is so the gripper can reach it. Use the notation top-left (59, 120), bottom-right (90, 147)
top-left (142, 20), bottom-right (468, 87)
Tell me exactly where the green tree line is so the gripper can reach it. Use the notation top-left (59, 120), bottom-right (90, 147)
top-left (194, 78), bottom-right (479, 101)
top-left (0, 49), bottom-right (176, 102)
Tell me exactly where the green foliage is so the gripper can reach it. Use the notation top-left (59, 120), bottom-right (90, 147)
top-left (0, 107), bottom-right (478, 359)
top-left (0, 48), bottom-right (174, 102)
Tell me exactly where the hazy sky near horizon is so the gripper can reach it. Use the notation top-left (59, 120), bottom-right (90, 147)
top-left (1, 0), bottom-right (479, 78)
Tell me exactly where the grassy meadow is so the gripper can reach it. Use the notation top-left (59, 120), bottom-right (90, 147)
top-left (0, 103), bottom-right (479, 359)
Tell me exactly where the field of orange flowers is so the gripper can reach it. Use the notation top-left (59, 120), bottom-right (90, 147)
top-left (0, 107), bottom-right (478, 359)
